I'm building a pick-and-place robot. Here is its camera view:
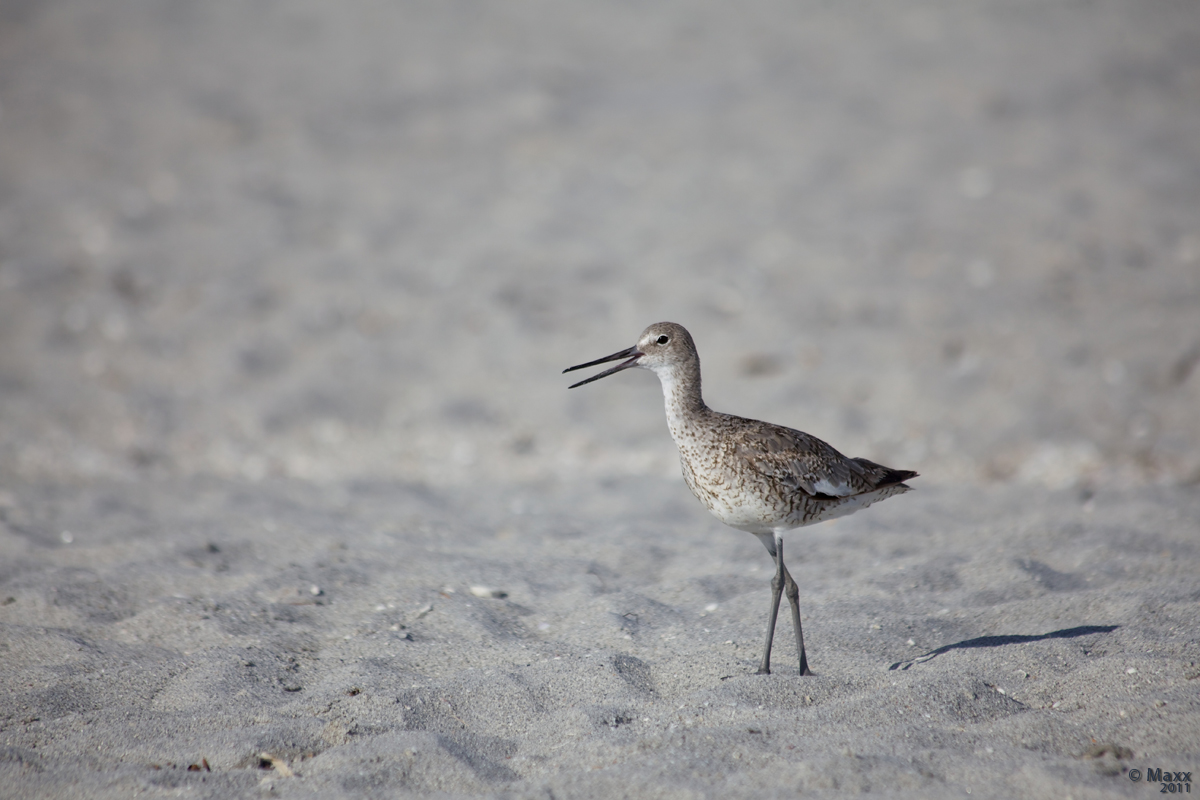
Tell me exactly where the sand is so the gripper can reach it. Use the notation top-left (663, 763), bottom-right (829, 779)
top-left (1, 0), bottom-right (1199, 797)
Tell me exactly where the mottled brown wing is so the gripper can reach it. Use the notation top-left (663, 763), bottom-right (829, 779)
top-left (731, 419), bottom-right (879, 498)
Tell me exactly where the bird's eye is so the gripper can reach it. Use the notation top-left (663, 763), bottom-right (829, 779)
top-left (656, 335), bottom-right (670, 345)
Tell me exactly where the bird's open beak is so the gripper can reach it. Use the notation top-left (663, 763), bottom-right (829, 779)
top-left (563, 345), bottom-right (643, 388)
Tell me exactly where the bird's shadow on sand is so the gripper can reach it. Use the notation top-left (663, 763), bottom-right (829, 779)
top-left (889, 624), bottom-right (1120, 671)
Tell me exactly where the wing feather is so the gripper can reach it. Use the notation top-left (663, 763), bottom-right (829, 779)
top-left (732, 419), bottom-right (911, 498)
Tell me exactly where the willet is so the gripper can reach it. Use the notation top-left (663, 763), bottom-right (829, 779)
top-left (564, 322), bottom-right (917, 675)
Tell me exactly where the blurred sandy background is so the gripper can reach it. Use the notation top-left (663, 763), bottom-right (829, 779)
top-left (1, 1), bottom-right (1198, 797)
top-left (2, 0), bottom-right (1198, 492)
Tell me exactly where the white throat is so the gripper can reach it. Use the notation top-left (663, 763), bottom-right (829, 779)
top-left (647, 362), bottom-right (694, 435)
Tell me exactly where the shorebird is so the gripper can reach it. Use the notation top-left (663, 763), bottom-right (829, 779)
top-left (564, 322), bottom-right (917, 675)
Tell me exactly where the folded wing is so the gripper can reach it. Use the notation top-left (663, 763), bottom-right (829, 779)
top-left (734, 421), bottom-right (916, 499)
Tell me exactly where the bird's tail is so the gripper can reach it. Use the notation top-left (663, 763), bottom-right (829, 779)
top-left (853, 458), bottom-right (918, 488)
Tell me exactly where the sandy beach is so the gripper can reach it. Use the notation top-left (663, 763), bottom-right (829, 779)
top-left (2, 1), bottom-right (1199, 797)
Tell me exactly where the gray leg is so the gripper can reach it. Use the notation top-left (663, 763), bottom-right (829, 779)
top-left (756, 539), bottom-right (786, 675)
top-left (781, 553), bottom-right (812, 676)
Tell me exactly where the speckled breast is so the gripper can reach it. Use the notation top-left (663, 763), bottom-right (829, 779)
top-left (677, 447), bottom-right (787, 535)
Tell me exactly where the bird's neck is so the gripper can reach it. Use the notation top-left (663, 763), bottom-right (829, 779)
top-left (655, 359), bottom-right (708, 435)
